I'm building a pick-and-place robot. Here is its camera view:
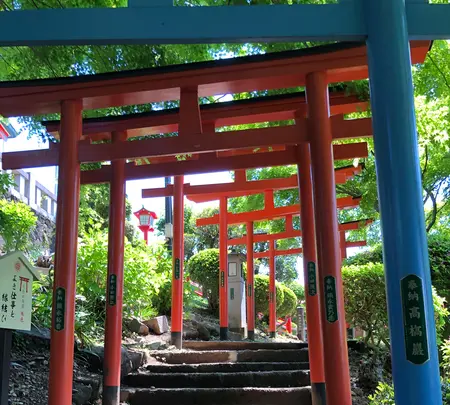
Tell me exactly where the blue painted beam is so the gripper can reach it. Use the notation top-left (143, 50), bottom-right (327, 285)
top-left (0, 4), bottom-right (365, 46)
top-left (407, 4), bottom-right (450, 40)
top-left (0, 3), bottom-right (449, 46)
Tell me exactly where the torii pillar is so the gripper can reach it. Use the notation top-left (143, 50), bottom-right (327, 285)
top-left (171, 175), bottom-right (184, 348)
top-left (365, 0), bottom-right (441, 403)
top-left (297, 143), bottom-right (326, 405)
top-left (48, 100), bottom-right (82, 405)
top-left (268, 239), bottom-right (276, 338)
top-left (219, 196), bottom-right (229, 340)
top-left (246, 221), bottom-right (255, 340)
top-left (307, 72), bottom-right (352, 405)
top-left (103, 131), bottom-right (127, 405)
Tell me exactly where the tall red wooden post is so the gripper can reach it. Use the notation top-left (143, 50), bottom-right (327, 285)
top-left (340, 231), bottom-right (347, 262)
top-left (307, 72), bottom-right (352, 405)
top-left (246, 221), bottom-right (255, 340)
top-left (268, 239), bottom-right (276, 338)
top-left (171, 175), bottom-right (184, 348)
top-left (103, 131), bottom-right (127, 405)
top-left (297, 143), bottom-right (326, 405)
top-left (48, 99), bottom-right (82, 405)
top-left (219, 196), bottom-right (229, 340)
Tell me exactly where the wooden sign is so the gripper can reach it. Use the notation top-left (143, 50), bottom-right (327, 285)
top-left (0, 251), bottom-right (39, 405)
top-left (0, 251), bottom-right (39, 332)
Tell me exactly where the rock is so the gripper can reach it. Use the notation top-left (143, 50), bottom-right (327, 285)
top-left (128, 318), bottom-right (149, 335)
top-left (228, 331), bottom-right (243, 341)
top-left (147, 341), bottom-right (163, 350)
top-left (72, 383), bottom-right (92, 405)
top-left (77, 345), bottom-right (146, 378)
top-left (122, 349), bottom-right (146, 377)
top-left (183, 328), bottom-right (200, 340)
top-left (74, 374), bottom-right (102, 402)
top-left (192, 320), bottom-right (211, 341)
top-left (203, 322), bottom-right (220, 337)
top-left (143, 316), bottom-right (169, 335)
top-left (76, 348), bottom-right (102, 372)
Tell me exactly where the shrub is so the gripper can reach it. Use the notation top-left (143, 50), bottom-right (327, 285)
top-left (369, 380), bottom-right (450, 405)
top-left (368, 382), bottom-right (395, 405)
top-left (342, 263), bottom-right (389, 347)
top-left (254, 275), bottom-right (284, 316)
top-left (32, 231), bottom-right (173, 345)
top-left (187, 248), bottom-right (220, 312)
top-left (343, 244), bottom-right (383, 266)
top-left (186, 249), bottom-right (300, 317)
top-left (278, 284), bottom-right (298, 317)
top-left (254, 275), bottom-right (297, 317)
top-left (344, 233), bottom-right (450, 309)
top-left (0, 199), bottom-right (37, 253)
top-left (342, 263), bottom-right (449, 348)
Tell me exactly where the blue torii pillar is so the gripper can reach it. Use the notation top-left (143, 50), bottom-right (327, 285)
top-left (365, 0), bottom-right (441, 404)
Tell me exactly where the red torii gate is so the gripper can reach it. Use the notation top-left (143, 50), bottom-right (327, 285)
top-left (193, 188), bottom-right (365, 402)
top-left (224, 216), bottom-right (370, 384)
top-left (0, 42), bottom-right (429, 405)
top-left (143, 174), bottom-right (364, 342)
top-left (197, 203), bottom-right (368, 336)
top-left (241, 235), bottom-right (366, 336)
top-left (142, 138), bottom-right (367, 405)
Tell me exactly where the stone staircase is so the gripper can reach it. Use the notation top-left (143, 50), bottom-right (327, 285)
top-left (121, 341), bottom-right (312, 405)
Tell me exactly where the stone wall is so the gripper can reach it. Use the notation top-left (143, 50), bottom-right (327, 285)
top-left (31, 210), bottom-right (56, 254)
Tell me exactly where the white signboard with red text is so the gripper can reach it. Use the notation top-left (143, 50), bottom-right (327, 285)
top-left (0, 251), bottom-right (39, 331)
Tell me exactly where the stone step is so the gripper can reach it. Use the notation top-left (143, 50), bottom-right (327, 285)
top-left (149, 349), bottom-right (309, 364)
top-left (121, 387), bottom-right (312, 405)
top-left (124, 369), bottom-right (310, 388)
top-left (145, 361), bottom-right (310, 373)
top-left (182, 341), bottom-right (308, 351)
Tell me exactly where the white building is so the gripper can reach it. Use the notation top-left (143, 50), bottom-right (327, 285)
top-left (0, 122), bottom-right (57, 221)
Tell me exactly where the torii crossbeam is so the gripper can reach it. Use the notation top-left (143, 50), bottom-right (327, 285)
top-left (0, 3), bottom-right (448, 45)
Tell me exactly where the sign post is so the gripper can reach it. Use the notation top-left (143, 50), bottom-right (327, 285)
top-left (0, 251), bottom-right (39, 405)
top-left (297, 306), bottom-right (305, 341)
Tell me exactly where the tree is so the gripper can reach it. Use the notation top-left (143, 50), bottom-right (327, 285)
top-left (157, 205), bottom-right (244, 260)
top-left (78, 184), bottom-right (137, 242)
top-left (336, 43), bottom-right (450, 236)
